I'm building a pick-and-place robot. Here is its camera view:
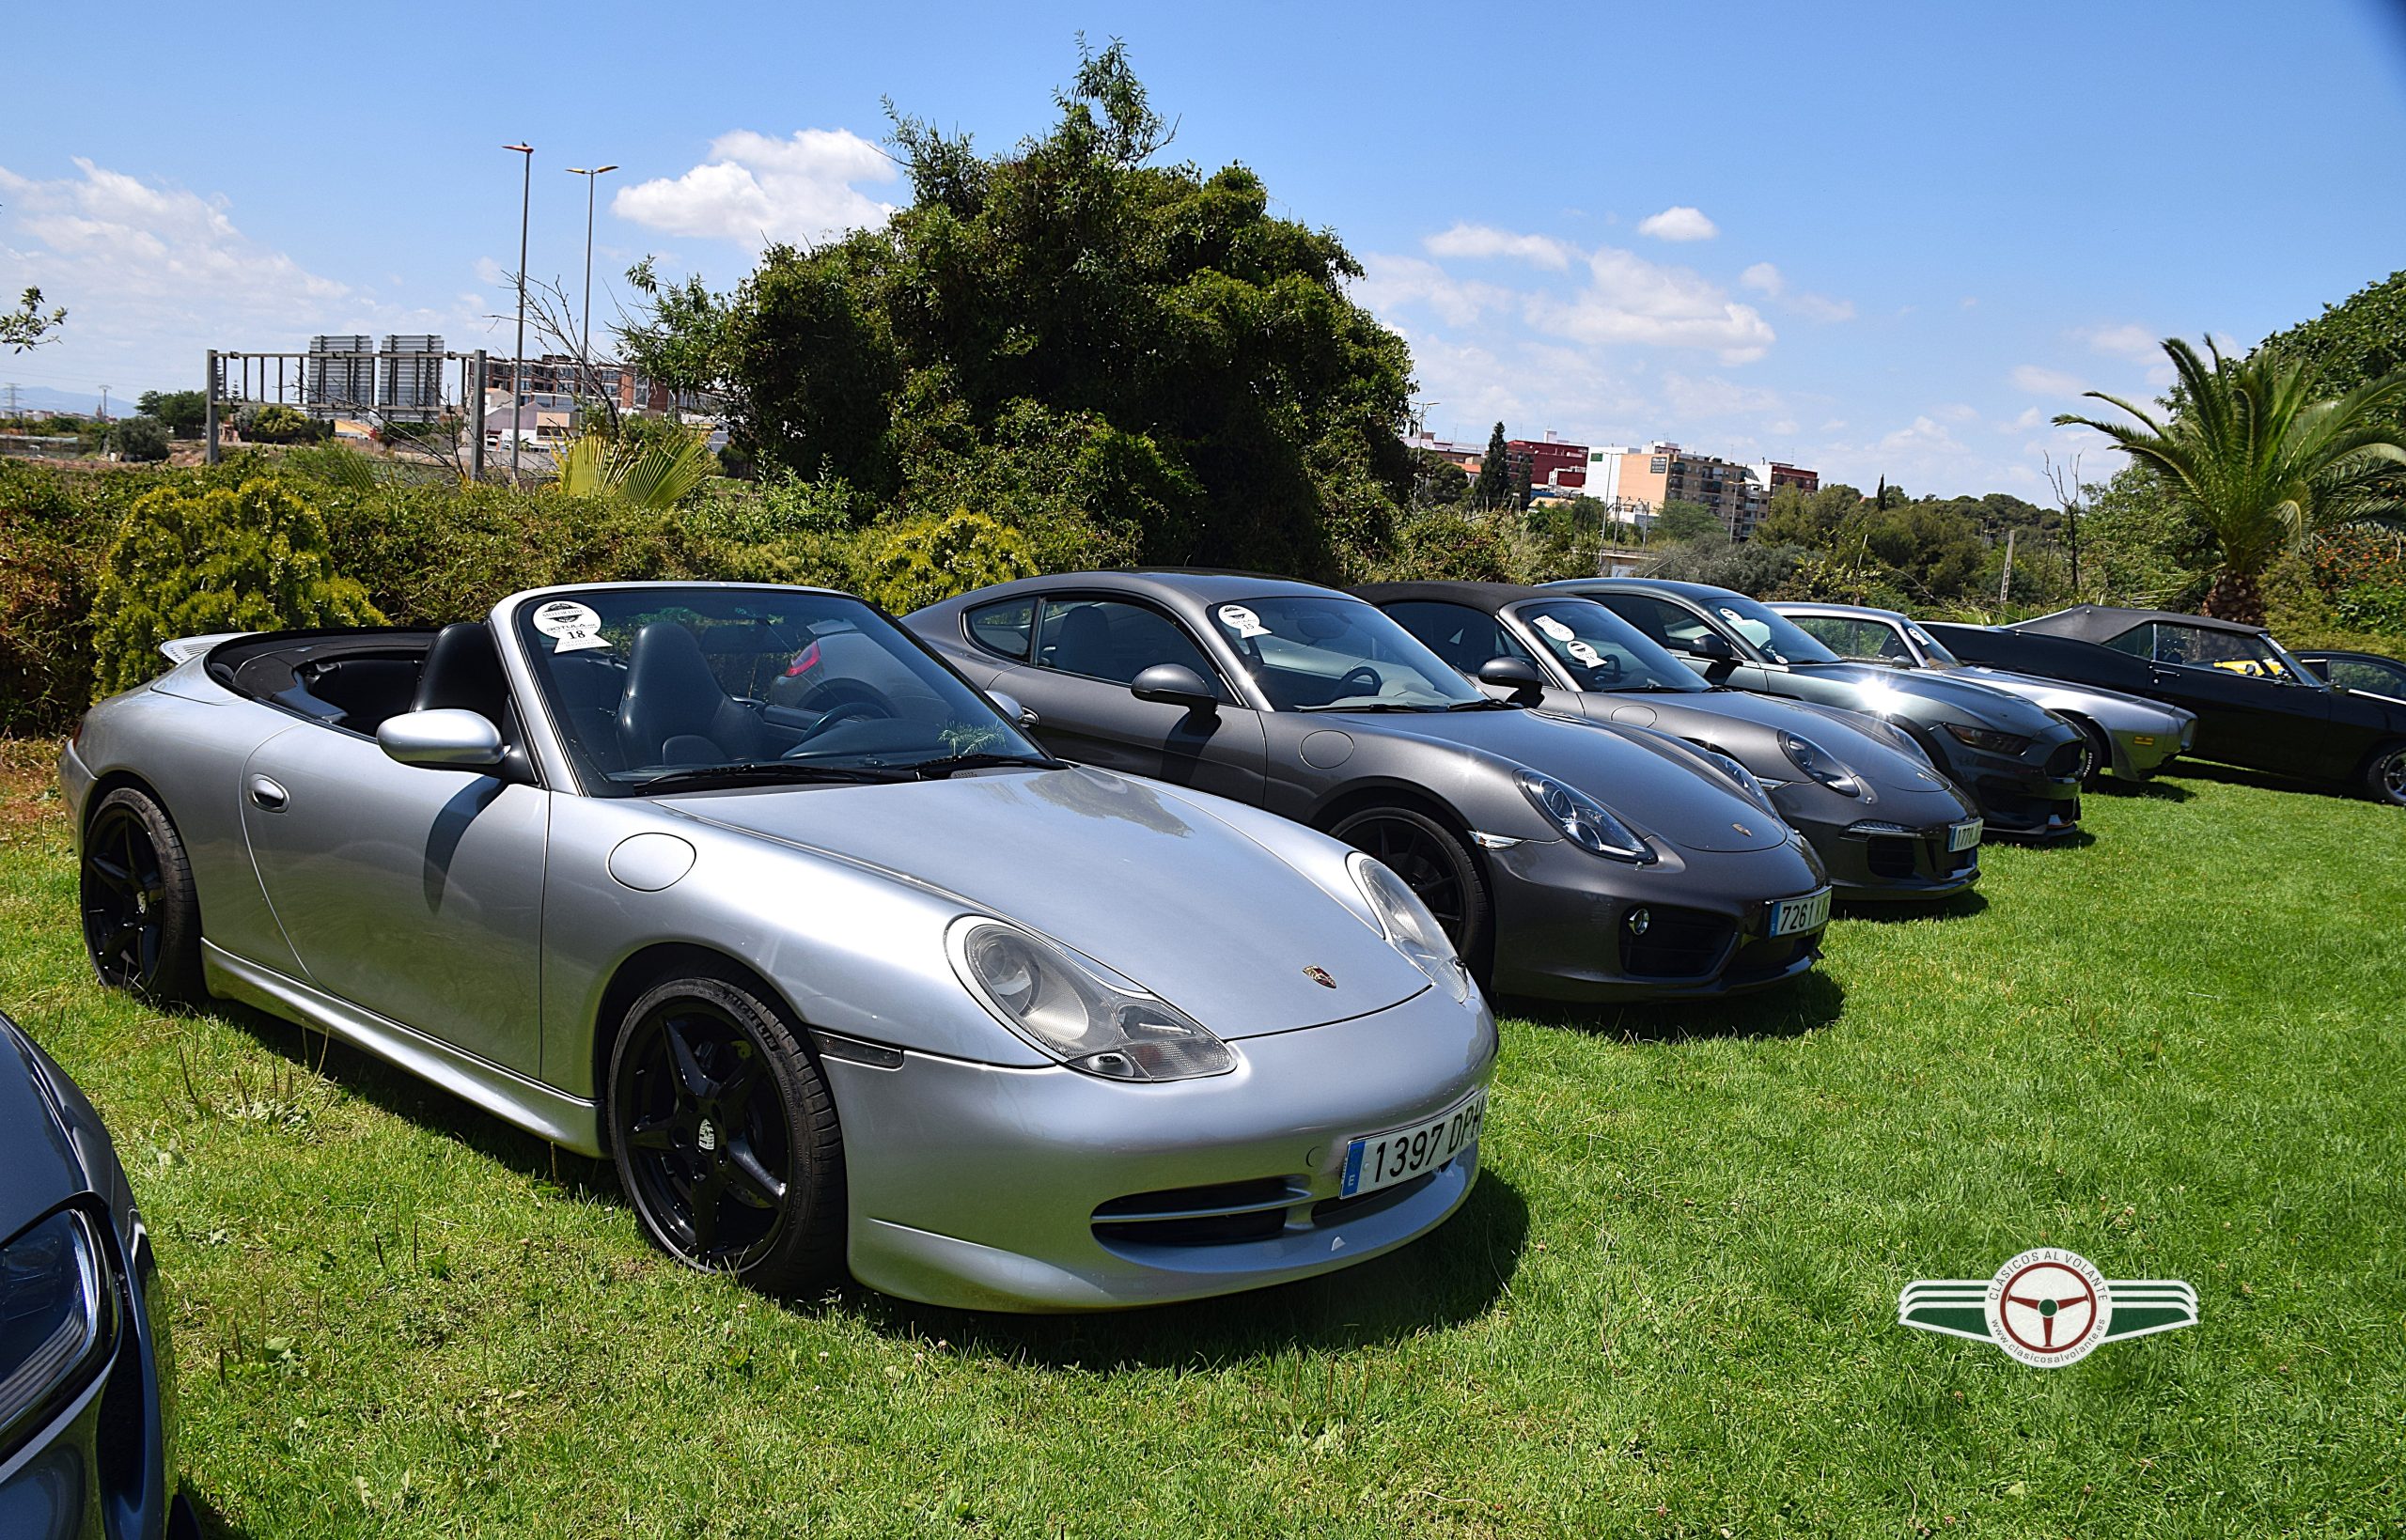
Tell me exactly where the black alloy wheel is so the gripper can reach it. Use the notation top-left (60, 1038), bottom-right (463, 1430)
top-left (607, 970), bottom-right (844, 1293)
top-left (1330, 806), bottom-right (1492, 972)
top-left (81, 786), bottom-right (204, 1005)
top-left (2367, 742), bottom-right (2406, 807)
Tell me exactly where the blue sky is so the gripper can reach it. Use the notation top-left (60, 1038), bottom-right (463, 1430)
top-left (6, 0), bottom-right (2403, 495)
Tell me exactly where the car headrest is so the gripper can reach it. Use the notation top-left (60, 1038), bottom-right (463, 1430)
top-left (412, 622), bottom-right (509, 723)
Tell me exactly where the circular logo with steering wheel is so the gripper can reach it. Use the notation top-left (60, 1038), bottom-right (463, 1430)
top-left (1984, 1248), bottom-right (2112, 1366)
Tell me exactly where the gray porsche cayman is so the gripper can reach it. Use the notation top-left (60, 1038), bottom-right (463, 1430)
top-left (1356, 583), bottom-right (1985, 902)
top-left (906, 572), bottom-right (1835, 1003)
top-left (61, 582), bottom-right (1497, 1312)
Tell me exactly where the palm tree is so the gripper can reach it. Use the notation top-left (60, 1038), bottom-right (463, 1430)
top-left (2054, 336), bottom-right (2406, 623)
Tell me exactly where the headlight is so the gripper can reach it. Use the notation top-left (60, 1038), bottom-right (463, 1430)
top-left (1348, 852), bottom-right (1469, 1003)
top-left (947, 918), bottom-right (1234, 1081)
top-left (1515, 769), bottom-right (1651, 863)
top-left (1942, 722), bottom-right (2031, 755)
top-left (1692, 745), bottom-right (1779, 814)
top-left (1778, 732), bottom-right (1860, 797)
top-left (1, 1209), bottom-right (109, 1452)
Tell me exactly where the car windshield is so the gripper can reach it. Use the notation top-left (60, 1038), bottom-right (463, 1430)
top-left (1906, 623), bottom-right (1962, 667)
top-left (514, 586), bottom-right (1051, 795)
top-left (1209, 595), bottom-right (1488, 711)
top-left (1510, 599), bottom-right (1706, 692)
top-left (1701, 591), bottom-right (1842, 666)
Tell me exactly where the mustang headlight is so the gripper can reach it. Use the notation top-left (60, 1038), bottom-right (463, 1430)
top-left (1, 1209), bottom-right (108, 1452)
top-left (1348, 852), bottom-right (1470, 1003)
top-left (947, 918), bottom-right (1234, 1081)
top-left (1516, 769), bottom-right (1651, 862)
top-left (1692, 745), bottom-right (1779, 815)
top-left (1942, 722), bottom-right (2031, 755)
top-left (1777, 731), bottom-right (1860, 797)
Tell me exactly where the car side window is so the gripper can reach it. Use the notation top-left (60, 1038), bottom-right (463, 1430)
top-left (1596, 593), bottom-right (1719, 652)
top-left (1787, 614), bottom-right (1853, 653)
top-left (963, 598), bottom-right (1034, 661)
top-left (1034, 597), bottom-right (1226, 695)
top-left (2326, 658), bottom-right (2406, 695)
top-left (1791, 614), bottom-right (1897, 659)
top-left (1382, 601), bottom-right (1536, 676)
top-left (2152, 624), bottom-right (2268, 674)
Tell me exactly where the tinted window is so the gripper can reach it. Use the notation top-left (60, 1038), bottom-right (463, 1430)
top-left (964, 598), bottom-right (1034, 661)
top-left (2100, 624), bottom-right (2154, 659)
top-left (2150, 623), bottom-right (2295, 678)
top-left (1593, 592), bottom-right (1722, 652)
top-left (1511, 599), bottom-right (1705, 692)
top-left (1381, 601), bottom-right (1536, 676)
top-left (1208, 595), bottom-right (1484, 710)
top-left (1791, 614), bottom-right (1913, 663)
top-left (1694, 591), bottom-right (1841, 665)
top-left (1034, 598), bottom-right (1223, 692)
top-left (2326, 658), bottom-right (2406, 695)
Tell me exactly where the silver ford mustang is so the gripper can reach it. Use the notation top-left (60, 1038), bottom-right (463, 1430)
top-left (59, 582), bottom-right (1497, 1312)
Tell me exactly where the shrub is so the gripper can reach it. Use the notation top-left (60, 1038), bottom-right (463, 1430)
top-left (114, 416), bottom-right (172, 462)
top-left (1378, 508), bottom-right (1522, 583)
top-left (863, 508), bottom-right (1035, 614)
top-left (240, 404), bottom-right (325, 444)
top-left (92, 475), bottom-right (383, 695)
top-left (0, 460), bottom-right (109, 730)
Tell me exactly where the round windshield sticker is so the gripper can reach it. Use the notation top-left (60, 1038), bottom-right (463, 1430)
top-left (1218, 603), bottom-right (1270, 638)
top-left (1567, 640), bottom-right (1603, 667)
top-left (1534, 614), bottom-right (1576, 642)
top-left (531, 599), bottom-right (610, 652)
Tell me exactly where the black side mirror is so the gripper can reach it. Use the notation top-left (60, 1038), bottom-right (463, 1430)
top-left (1685, 631), bottom-right (1737, 663)
top-left (1476, 655), bottom-right (1545, 705)
top-left (1131, 663), bottom-right (1219, 712)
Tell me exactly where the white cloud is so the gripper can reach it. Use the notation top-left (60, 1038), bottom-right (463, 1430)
top-left (1636, 206), bottom-right (1718, 242)
top-left (1534, 247), bottom-right (1775, 362)
top-left (2076, 322), bottom-right (2160, 363)
top-left (1737, 260), bottom-right (1853, 322)
top-left (1661, 371), bottom-right (1785, 418)
top-left (613, 128), bottom-right (898, 249)
top-left (1352, 254), bottom-right (1513, 328)
top-left (1423, 223), bottom-right (1573, 270)
top-left (2009, 364), bottom-right (2089, 397)
top-left (0, 159), bottom-right (492, 393)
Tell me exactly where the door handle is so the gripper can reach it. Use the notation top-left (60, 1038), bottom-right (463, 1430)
top-left (247, 775), bottom-right (289, 811)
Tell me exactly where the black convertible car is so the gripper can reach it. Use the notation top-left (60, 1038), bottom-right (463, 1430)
top-left (1924, 606), bottom-right (2406, 806)
top-left (2297, 648), bottom-right (2406, 704)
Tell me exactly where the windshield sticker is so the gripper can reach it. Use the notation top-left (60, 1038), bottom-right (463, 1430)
top-left (531, 599), bottom-right (611, 652)
top-left (1218, 603), bottom-right (1270, 638)
top-left (1534, 614), bottom-right (1576, 642)
top-left (1567, 640), bottom-right (1604, 668)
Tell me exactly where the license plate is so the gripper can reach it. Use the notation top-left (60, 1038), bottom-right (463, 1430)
top-left (1946, 818), bottom-right (1984, 852)
top-left (1340, 1086), bottom-right (1488, 1199)
top-left (1770, 887), bottom-right (1832, 938)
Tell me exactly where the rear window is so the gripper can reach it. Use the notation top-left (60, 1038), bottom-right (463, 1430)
top-left (964, 598), bottom-right (1034, 660)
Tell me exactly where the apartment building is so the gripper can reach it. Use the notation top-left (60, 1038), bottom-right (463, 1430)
top-left (1585, 442), bottom-right (1783, 537)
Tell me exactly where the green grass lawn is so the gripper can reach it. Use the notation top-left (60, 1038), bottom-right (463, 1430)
top-left (3, 739), bottom-right (2401, 1538)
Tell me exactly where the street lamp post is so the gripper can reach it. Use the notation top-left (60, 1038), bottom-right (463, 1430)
top-left (503, 142), bottom-right (534, 483)
top-left (565, 164), bottom-right (617, 415)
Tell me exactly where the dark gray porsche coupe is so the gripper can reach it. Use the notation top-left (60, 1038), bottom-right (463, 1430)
top-left (908, 572), bottom-right (1836, 1003)
top-left (1355, 582), bottom-right (1985, 903)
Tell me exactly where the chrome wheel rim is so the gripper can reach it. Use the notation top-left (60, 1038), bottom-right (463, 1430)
top-left (82, 806), bottom-right (167, 988)
top-left (618, 1002), bottom-right (792, 1269)
top-left (2382, 750), bottom-right (2406, 805)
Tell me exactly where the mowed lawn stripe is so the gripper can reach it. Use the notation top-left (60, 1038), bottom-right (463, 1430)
top-left (1, 738), bottom-right (2399, 1537)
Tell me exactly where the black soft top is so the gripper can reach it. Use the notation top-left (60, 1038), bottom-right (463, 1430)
top-left (2013, 605), bottom-right (2267, 643)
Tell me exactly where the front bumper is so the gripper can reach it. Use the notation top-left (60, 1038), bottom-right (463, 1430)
top-left (824, 986), bottom-right (1498, 1312)
top-left (2102, 718), bottom-right (2193, 779)
top-left (1776, 783), bottom-right (1980, 904)
top-left (1935, 734), bottom-right (2084, 839)
top-left (1484, 836), bottom-right (1828, 1003)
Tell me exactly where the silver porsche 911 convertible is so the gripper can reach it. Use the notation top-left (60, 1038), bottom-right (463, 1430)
top-left (60, 583), bottom-right (1496, 1312)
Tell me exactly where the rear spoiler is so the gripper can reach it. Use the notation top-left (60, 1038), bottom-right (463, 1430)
top-left (158, 632), bottom-right (253, 665)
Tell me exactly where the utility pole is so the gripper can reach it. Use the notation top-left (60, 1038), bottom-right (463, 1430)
top-left (98, 384), bottom-right (109, 422)
top-left (565, 163), bottom-right (617, 414)
top-left (1998, 527), bottom-right (2018, 606)
top-left (503, 143), bottom-right (534, 484)
top-left (204, 350), bottom-right (220, 464)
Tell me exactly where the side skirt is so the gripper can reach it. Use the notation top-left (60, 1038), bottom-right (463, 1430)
top-left (202, 941), bottom-right (604, 1156)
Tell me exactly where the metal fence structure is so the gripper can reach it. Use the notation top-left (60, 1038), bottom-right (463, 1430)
top-left (206, 346), bottom-right (490, 476)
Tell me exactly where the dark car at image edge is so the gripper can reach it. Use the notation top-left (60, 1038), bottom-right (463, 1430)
top-left (0, 1008), bottom-right (193, 1540)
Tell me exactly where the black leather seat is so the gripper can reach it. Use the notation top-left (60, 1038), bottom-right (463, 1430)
top-left (616, 622), bottom-right (766, 767)
top-left (413, 623), bottom-right (510, 723)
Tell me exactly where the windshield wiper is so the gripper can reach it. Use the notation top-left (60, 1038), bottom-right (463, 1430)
top-left (1603, 682), bottom-right (1697, 694)
top-left (1299, 702), bottom-right (1439, 713)
top-left (907, 751), bottom-right (1060, 780)
top-left (639, 762), bottom-right (911, 794)
top-left (1444, 697), bottom-right (1522, 710)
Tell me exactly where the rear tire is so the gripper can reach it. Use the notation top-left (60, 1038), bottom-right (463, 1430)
top-left (2365, 741), bottom-right (2406, 807)
top-left (81, 786), bottom-right (206, 1007)
top-left (1329, 805), bottom-right (1493, 975)
top-left (605, 967), bottom-right (846, 1294)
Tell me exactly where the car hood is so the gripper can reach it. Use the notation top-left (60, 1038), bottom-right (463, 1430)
top-left (1315, 707), bottom-right (1787, 853)
top-left (0, 1021), bottom-right (86, 1239)
top-left (1779, 661), bottom-right (2068, 737)
top-left (1579, 688), bottom-right (1958, 801)
top-left (666, 767), bottom-right (1432, 1039)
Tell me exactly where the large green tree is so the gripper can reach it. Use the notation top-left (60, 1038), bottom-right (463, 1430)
top-left (1471, 423), bottom-right (1511, 511)
top-left (662, 42), bottom-right (1414, 579)
top-left (2055, 336), bottom-right (2406, 623)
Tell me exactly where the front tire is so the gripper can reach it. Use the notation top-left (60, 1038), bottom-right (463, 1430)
top-left (2366, 741), bottom-right (2406, 807)
top-left (1329, 805), bottom-right (1493, 973)
top-left (606, 969), bottom-right (846, 1293)
top-left (81, 786), bottom-right (206, 1006)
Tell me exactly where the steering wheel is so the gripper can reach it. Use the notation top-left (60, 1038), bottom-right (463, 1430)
top-left (786, 698), bottom-right (892, 752)
top-left (1337, 665), bottom-right (1383, 698)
